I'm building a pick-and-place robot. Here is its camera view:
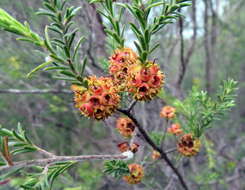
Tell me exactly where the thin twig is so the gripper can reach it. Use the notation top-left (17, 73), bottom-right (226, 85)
top-left (2, 137), bottom-right (14, 166)
top-left (36, 146), bottom-right (56, 158)
top-left (0, 154), bottom-right (127, 175)
top-left (161, 119), bottom-right (169, 149)
top-left (128, 100), bottom-right (137, 112)
top-left (176, 0), bottom-right (197, 89)
top-left (165, 148), bottom-right (177, 154)
top-left (0, 89), bottom-right (72, 94)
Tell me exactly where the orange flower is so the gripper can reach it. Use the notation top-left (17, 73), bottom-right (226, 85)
top-left (117, 142), bottom-right (139, 153)
top-left (127, 61), bottom-right (165, 101)
top-left (151, 150), bottom-right (161, 160)
top-left (160, 106), bottom-right (176, 119)
top-left (109, 48), bottom-right (138, 66)
top-left (109, 47), bottom-right (138, 89)
top-left (167, 123), bottom-right (183, 135)
top-left (177, 134), bottom-right (201, 157)
top-left (117, 142), bottom-right (130, 152)
top-left (116, 117), bottom-right (136, 138)
top-left (130, 143), bottom-right (139, 153)
top-left (123, 164), bottom-right (144, 184)
top-left (72, 76), bottom-right (120, 120)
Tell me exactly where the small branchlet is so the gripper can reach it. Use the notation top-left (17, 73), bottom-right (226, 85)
top-left (0, 123), bottom-right (37, 159)
top-left (0, 8), bottom-right (44, 46)
top-left (28, 0), bottom-right (87, 85)
top-left (173, 79), bottom-right (238, 137)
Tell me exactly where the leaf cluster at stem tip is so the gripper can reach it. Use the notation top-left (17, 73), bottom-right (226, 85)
top-left (0, 123), bottom-right (37, 159)
top-left (0, 8), bottom-right (44, 46)
top-left (104, 160), bottom-right (130, 178)
top-left (91, 0), bottom-right (191, 63)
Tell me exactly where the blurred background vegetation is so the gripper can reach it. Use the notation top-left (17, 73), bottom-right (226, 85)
top-left (0, 0), bottom-right (244, 189)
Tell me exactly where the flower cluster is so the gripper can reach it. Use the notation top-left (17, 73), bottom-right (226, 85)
top-left (123, 164), bottom-right (144, 184)
top-left (73, 47), bottom-right (165, 120)
top-left (177, 134), bottom-right (201, 157)
top-left (160, 105), bottom-right (201, 157)
top-left (109, 48), bottom-right (139, 89)
top-left (72, 76), bottom-right (120, 120)
top-left (127, 61), bottom-right (165, 101)
top-left (115, 117), bottom-right (143, 184)
top-left (109, 48), bottom-right (164, 100)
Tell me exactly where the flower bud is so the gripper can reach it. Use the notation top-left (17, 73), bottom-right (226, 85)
top-left (160, 106), bottom-right (176, 119)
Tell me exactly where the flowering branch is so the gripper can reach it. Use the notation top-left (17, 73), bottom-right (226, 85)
top-left (117, 108), bottom-right (189, 190)
top-left (0, 0), bottom-right (238, 189)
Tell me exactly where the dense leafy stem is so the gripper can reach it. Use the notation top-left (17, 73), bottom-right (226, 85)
top-left (173, 79), bottom-right (238, 137)
top-left (32, 0), bottom-right (87, 85)
top-left (0, 8), bottom-right (44, 46)
top-left (91, 0), bottom-right (126, 49)
top-left (116, 0), bottom-right (192, 63)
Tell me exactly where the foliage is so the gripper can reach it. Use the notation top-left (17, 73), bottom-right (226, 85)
top-left (173, 79), bottom-right (238, 137)
top-left (0, 123), bottom-right (37, 161)
top-left (27, 0), bottom-right (87, 84)
top-left (20, 162), bottom-right (75, 190)
top-left (0, 123), bottom-right (76, 189)
top-left (104, 160), bottom-right (129, 178)
top-left (92, 0), bottom-right (126, 49)
top-left (92, 0), bottom-right (192, 63)
top-left (117, 0), bottom-right (191, 62)
top-left (0, 8), bottom-right (43, 46)
top-left (0, 124), bottom-right (38, 183)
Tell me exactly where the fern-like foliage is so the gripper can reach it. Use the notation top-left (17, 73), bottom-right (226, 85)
top-left (173, 79), bottom-right (238, 137)
top-left (104, 160), bottom-right (129, 178)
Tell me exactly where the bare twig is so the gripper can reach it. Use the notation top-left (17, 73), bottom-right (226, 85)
top-left (36, 146), bottom-right (56, 158)
top-left (0, 154), bottom-right (127, 174)
top-left (165, 148), bottom-right (177, 154)
top-left (2, 137), bottom-right (14, 166)
top-left (178, 15), bottom-right (185, 88)
top-left (176, 0), bottom-right (197, 90)
top-left (128, 100), bottom-right (137, 112)
top-left (203, 0), bottom-right (212, 94)
top-left (0, 89), bottom-right (71, 94)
